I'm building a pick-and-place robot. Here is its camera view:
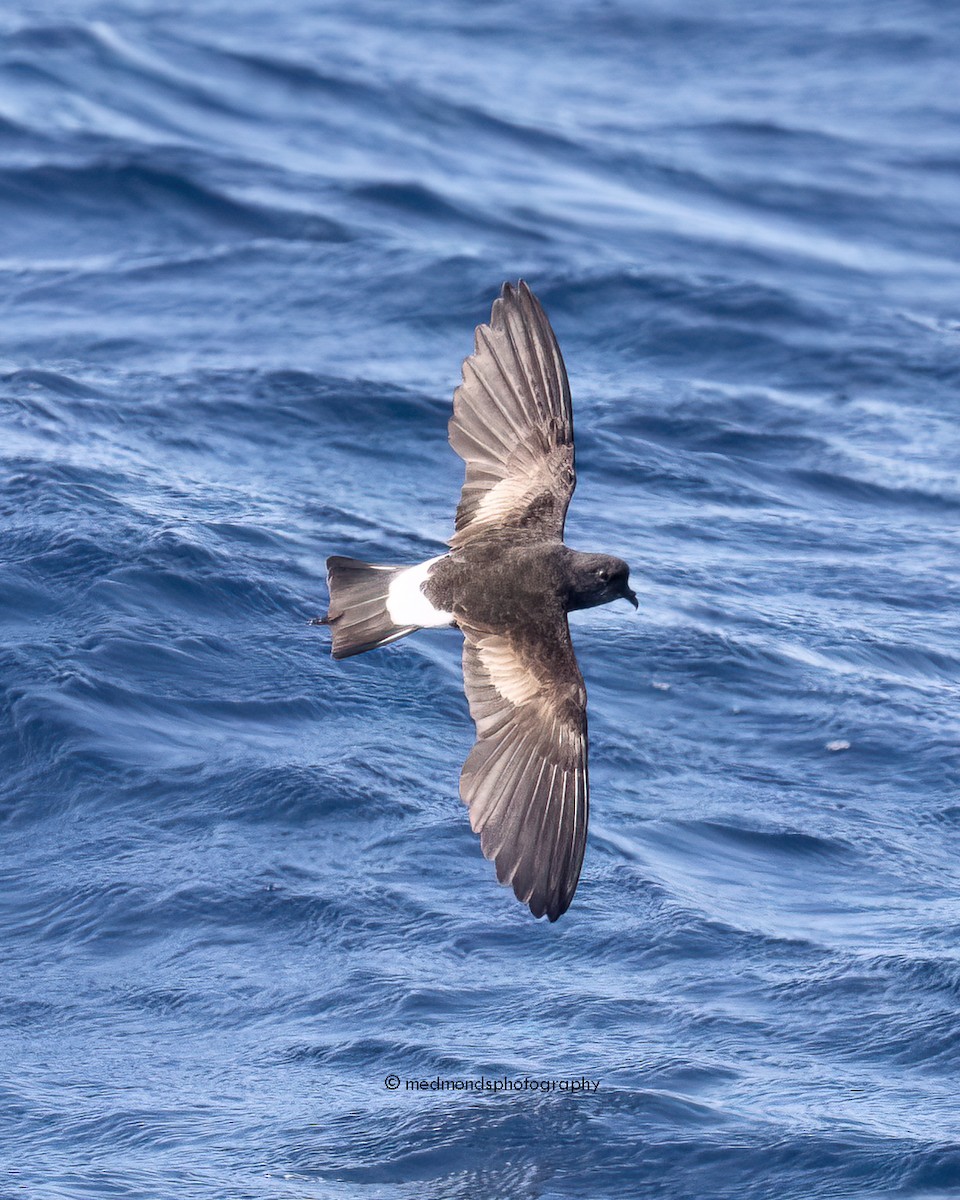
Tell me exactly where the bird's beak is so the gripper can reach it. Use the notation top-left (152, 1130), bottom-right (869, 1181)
top-left (622, 583), bottom-right (638, 609)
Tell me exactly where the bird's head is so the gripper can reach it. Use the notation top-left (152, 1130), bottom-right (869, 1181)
top-left (566, 552), bottom-right (638, 612)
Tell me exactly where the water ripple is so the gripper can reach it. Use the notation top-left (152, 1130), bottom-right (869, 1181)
top-left (2, 2), bottom-right (959, 1197)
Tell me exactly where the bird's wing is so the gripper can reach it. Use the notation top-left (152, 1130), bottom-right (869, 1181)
top-left (459, 616), bottom-right (589, 920)
top-left (448, 281), bottom-right (575, 549)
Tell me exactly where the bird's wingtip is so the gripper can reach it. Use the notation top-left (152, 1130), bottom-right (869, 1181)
top-left (499, 278), bottom-right (530, 302)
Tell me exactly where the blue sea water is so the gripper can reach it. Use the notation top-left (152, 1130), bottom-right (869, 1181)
top-left (2, 0), bottom-right (960, 1195)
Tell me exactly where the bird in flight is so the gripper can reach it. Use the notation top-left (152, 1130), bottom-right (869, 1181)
top-left (317, 282), bottom-right (636, 921)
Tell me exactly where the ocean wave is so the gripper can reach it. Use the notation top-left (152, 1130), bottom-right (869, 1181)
top-left (0, 155), bottom-right (349, 243)
top-left (2, 1), bottom-right (959, 1196)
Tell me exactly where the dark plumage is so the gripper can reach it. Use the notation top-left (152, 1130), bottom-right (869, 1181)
top-left (318, 282), bottom-right (636, 920)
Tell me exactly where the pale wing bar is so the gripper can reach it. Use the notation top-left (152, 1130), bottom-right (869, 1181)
top-left (449, 281), bottom-right (576, 547)
top-left (459, 622), bottom-right (589, 921)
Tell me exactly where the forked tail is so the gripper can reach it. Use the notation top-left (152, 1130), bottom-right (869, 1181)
top-left (317, 556), bottom-right (419, 659)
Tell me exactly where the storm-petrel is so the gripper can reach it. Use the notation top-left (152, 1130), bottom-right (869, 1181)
top-left (318, 282), bottom-right (636, 920)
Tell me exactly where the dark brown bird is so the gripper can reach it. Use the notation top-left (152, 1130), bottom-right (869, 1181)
top-left (317, 282), bottom-right (636, 920)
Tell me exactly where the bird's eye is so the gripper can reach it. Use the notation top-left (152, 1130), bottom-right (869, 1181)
top-left (597, 568), bottom-right (610, 583)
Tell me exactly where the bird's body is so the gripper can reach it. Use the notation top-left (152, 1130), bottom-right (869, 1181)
top-left (318, 282), bottom-right (635, 921)
top-left (427, 542), bottom-right (574, 629)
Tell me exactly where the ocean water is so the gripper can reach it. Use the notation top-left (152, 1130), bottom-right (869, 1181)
top-left (2, 1), bottom-right (960, 1196)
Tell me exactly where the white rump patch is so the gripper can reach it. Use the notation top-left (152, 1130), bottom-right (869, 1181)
top-left (478, 635), bottom-right (542, 706)
top-left (386, 556), bottom-right (454, 628)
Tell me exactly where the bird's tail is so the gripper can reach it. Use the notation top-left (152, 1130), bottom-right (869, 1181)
top-left (316, 556), bottom-right (418, 660)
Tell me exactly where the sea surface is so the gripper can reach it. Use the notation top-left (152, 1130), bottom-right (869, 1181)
top-left (2, 1), bottom-right (960, 1197)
